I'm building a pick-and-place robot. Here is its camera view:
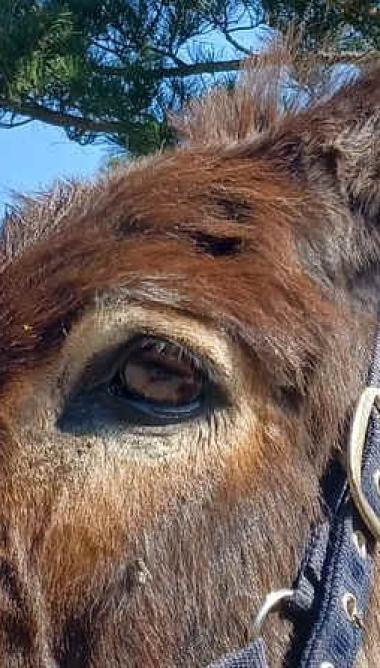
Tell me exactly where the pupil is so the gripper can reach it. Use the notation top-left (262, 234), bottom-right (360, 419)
top-left (121, 356), bottom-right (201, 406)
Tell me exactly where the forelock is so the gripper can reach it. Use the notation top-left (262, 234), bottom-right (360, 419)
top-left (171, 40), bottom-right (361, 147)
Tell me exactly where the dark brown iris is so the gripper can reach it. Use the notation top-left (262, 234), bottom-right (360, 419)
top-left (119, 340), bottom-right (203, 407)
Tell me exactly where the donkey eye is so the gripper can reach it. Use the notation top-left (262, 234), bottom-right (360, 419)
top-left (108, 337), bottom-right (205, 420)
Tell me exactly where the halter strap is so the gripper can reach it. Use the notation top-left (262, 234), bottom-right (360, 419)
top-left (208, 638), bottom-right (268, 668)
top-left (208, 325), bottom-right (380, 668)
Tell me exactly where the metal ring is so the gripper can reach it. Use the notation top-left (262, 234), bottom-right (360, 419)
top-left (342, 592), bottom-right (365, 630)
top-left (374, 469), bottom-right (380, 496)
top-left (352, 530), bottom-right (367, 559)
top-left (251, 588), bottom-right (295, 639)
top-left (347, 386), bottom-right (380, 541)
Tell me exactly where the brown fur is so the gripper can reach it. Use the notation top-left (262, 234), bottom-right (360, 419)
top-left (0, 51), bottom-right (380, 666)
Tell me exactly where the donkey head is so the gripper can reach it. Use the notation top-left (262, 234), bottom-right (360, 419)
top-left (0, 56), bottom-right (379, 667)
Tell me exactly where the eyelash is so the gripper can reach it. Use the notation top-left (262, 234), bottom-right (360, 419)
top-left (125, 336), bottom-right (207, 371)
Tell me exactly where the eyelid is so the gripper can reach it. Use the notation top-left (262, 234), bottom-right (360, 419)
top-left (58, 306), bottom-right (237, 405)
top-left (73, 335), bottom-right (219, 394)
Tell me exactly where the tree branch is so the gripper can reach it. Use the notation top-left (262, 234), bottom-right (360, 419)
top-left (96, 58), bottom-right (244, 78)
top-left (92, 49), bottom-right (380, 80)
top-left (163, 58), bottom-right (241, 77)
top-left (2, 49), bottom-right (379, 140)
top-left (0, 117), bottom-right (33, 128)
top-left (148, 46), bottom-right (187, 67)
top-left (227, 23), bottom-right (261, 33)
top-left (208, 10), bottom-right (253, 55)
top-left (92, 40), bottom-right (120, 57)
top-left (316, 49), bottom-right (380, 64)
top-left (216, 28), bottom-right (252, 55)
top-left (4, 100), bottom-right (125, 134)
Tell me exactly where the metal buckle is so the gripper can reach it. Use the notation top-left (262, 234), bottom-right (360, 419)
top-left (347, 386), bottom-right (380, 541)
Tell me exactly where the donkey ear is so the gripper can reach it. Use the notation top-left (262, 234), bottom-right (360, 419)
top-left (287, 67), bottom-right (380, 223)
top-left (309, 67), bottom-right (380, 222)
top-left (323, 68), bottom-right (380, 222)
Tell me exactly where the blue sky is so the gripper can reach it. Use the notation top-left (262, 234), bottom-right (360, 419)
top-left (0, 20), bottom-right (261, 216)
top-left (0, 123), bottom-right (105, 215)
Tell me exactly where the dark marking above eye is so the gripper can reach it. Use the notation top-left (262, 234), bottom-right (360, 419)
top-left (114, 218), bottom-right (153, 239)
top-left (190, 232), bottom-right (243, 257)
top-left (214, 197), bottom-right (253, 224)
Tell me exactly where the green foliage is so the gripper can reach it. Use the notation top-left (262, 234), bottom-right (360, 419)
top-left (0, 1), bottom-right (378, 155)
top-left (262, 0), bottom-right (379, 52)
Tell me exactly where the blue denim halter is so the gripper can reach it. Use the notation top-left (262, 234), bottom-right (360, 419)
top-left (208, 329), bottom-right (380, 668)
